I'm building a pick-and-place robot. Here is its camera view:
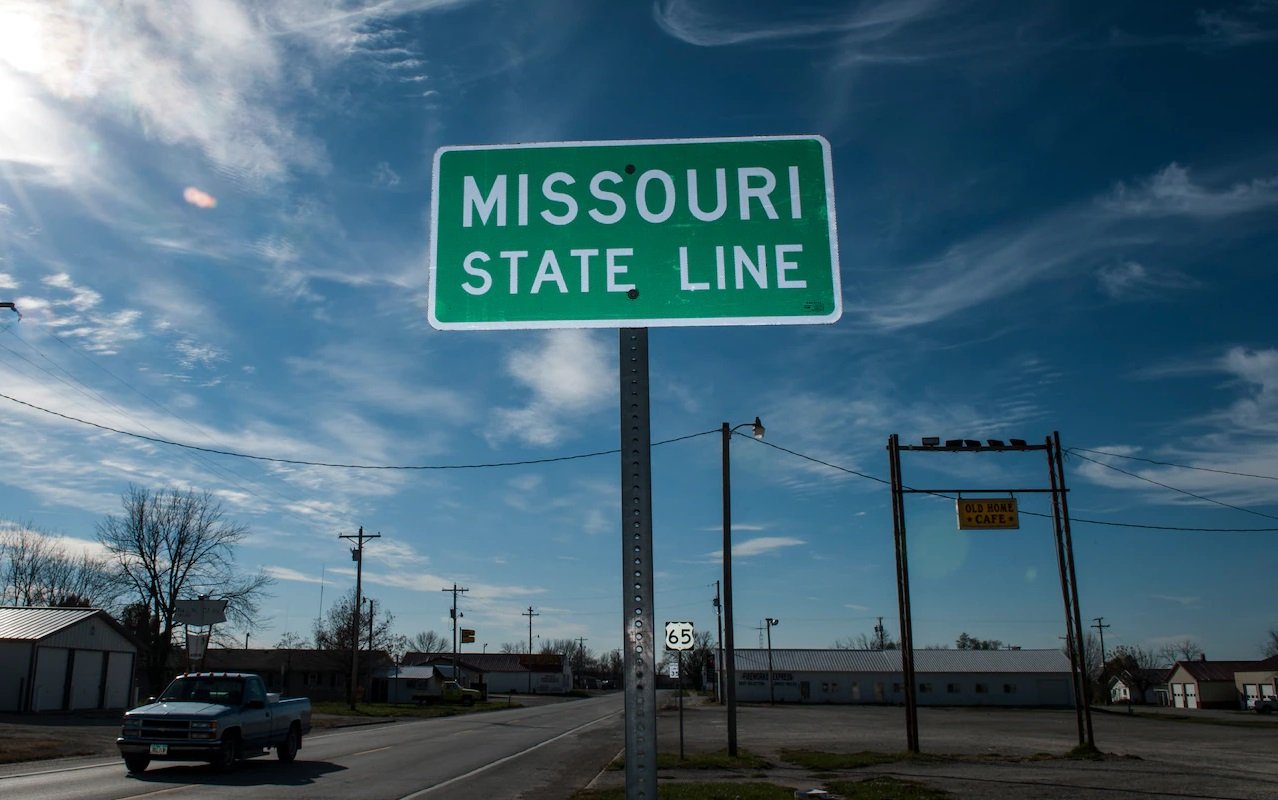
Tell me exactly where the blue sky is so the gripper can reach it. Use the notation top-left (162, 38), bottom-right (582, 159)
top-left (1, 1), bottom-right (1276, 664)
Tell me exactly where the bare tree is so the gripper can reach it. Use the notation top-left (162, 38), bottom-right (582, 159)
top-left (833, 630), bottom-right (898, 650)
top-left (1, 522), bottom-right (122, 609)
top-left (1263, 629), bottom-right (1278, 658)
top-left (411, 630), bottom-right (449, 653)
top-left (1109, 645), bottom-right (1163, 704)
top-left (96, 486), bottom-right (272, 691)
top-left (276, 632), bottom-right (310, 649)
top-left (1157, 638), bottom-right (1203, 664)
top-left (499, 641), bottom-right (523, 654)
top-left (313, 589), bottom-right (398, 654)
top-left (1062, 633), bottom-right (1105, 703)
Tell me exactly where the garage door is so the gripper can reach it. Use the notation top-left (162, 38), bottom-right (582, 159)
top-left (1185, 683), bottom-right (1198, 708)
top-left (1172, 683), bottom-right (1186, 708)
top-left (70, 650), bottom-right (103, 710)
top-left (105, 651), bottom-right (134, 708)
top-left (1036, 678), bottom-right (1071, 706)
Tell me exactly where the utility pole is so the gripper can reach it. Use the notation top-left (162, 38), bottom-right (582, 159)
top-left (875, 616), bottom-right (885, 650)
top-left (339, 526), bottom-right (379, 710)
top-left (442, 584), bottom-right (469, 685)
top-left (713, 581), bottom-right (724, 704)
top-left (1092, 617), bottom-right (1110, 668)
top-left (523, 606), bottom-right (540, 694)
top-left (576, 637), bottom-right (588, 689)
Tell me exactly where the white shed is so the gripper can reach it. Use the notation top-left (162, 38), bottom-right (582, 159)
top-left (731, 648), bottom-right (1074, 707)
top-left (0, 607), bottom-right (138, 712)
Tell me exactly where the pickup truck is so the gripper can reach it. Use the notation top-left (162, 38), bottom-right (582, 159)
top-left (413, 679), bottom-right (481, 706)
top-left (117, 672), bottom-right (311, 773)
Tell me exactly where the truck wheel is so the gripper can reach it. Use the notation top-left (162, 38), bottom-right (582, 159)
top-left (277, 725), bottom-right (300, 762)
top-left (216, 732), bottom-right (240, 772)
top-left (124, 755), bottom-right (150, 773)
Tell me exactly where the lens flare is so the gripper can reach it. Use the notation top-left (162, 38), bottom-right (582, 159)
top-left (183, 186), bottom-right (217, 209)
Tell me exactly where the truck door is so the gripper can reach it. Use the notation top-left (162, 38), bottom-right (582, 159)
top-left (239, 678), bottom-right (273, 747)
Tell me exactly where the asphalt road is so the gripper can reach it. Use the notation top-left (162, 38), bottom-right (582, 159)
top-left (0, 693), bottom-right (624, 800)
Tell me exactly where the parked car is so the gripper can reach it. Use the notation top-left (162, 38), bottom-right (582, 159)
top-left (117, 672), bottom-right (311, 773)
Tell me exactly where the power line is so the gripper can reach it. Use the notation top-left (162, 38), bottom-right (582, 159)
top-left (4, 384), bottom-right (1276, 533)
top-left (1068, 447), bottom-right (1278, 482)
top-left (0, 390), bottom-right (715, 469)
top-left (1069, 450), bottom-right (1278, 522)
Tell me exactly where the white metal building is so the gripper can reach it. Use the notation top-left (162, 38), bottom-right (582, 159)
top-left (0, 607), bottom-right (138, 712)
top-left (731, 648), bottom-right (1074, 706)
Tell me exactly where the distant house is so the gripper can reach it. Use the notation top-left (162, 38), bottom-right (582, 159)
top-left (1167, 656), bottom-right (1278, 709)
top-left (730, 648), bottom-right (1074, 706)
top-left (0, 606), bottom-right (138, 712)
top-left (1234, 662), bottom-right (1278, 710)
top-left (201, 648), bottom-right (393, 702)
top-left (1109, 668), bottom-right (1172, 705)
top-left (402, 651), bottom-right (570, 694)
top-left (373, 663), bottom-right (483, 703)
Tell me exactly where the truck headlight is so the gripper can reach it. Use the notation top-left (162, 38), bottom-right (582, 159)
top-left (189, 720), bottom-right (218, 739)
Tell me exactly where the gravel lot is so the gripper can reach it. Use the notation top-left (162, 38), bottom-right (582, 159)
top-left (583, 699), bottom-right (1278, 799)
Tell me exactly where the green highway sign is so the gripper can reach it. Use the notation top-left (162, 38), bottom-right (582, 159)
top-left (428, 135), bottom-right (841, 330)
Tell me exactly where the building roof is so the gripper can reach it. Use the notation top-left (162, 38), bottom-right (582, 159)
top-left (1175, 656), bottom-right (1278, 683)
top-left (731, 648), bottom-right (1071, 674)
top-left (402, 651), bottom-right (565, 673)
top-left (0, 606), bottom-right (115, 641)
top-left (202, 648), bottom-right (393, 673)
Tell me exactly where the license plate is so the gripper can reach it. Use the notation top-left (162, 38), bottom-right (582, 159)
top-left (149, 744), bottom-right (169, 755)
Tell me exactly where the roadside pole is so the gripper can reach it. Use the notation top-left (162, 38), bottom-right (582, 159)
top-left (621, 328), bottom-right (658, 799)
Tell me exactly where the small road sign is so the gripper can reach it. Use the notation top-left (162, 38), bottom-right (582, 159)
top-left (957, 498), bottom-right (1020, 530)
top-left (665, 621), bottom-right (696, 651)
top-left (173, 598), bottom-right (228, 627)
top-left (429, 135), bottom-right (840, 330)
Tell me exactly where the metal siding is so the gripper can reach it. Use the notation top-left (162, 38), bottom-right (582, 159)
top-left (0, 642), bottom-right (31, 711)
top-left (42, 617), bottom-right (134, 652)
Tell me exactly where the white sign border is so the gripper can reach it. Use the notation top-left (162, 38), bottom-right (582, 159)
top-left (428, 134), bottom-right (842, 331)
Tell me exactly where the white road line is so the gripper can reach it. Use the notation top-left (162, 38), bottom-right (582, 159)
top-left (0, 760), bottom-right (120, 779)
top-left (115, 784), bottom-right (195, 800)
top-left (396, 709), bottom-right (620, 800)
top-left (351, 746), bottom-right (393, 757)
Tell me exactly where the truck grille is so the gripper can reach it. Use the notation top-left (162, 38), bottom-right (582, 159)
top-left (136, 719), bottom-right (192, 740)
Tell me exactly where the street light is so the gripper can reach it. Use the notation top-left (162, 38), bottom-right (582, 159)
top-left (765, 618), bottom-right (779, 705)
top-left (722, 416), bottom-right (764, 757)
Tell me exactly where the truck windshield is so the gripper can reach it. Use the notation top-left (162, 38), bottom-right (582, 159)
top-left (159, 677), bottom-right (246, 705)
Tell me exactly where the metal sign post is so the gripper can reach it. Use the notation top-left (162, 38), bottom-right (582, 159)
top-left (621, 328), bottom-right (657, 799)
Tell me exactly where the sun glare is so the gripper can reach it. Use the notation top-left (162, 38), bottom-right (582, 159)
top-left (0, 8), bottom-right (48, 75)
top-left (0, 7), bottom-right (48, 115)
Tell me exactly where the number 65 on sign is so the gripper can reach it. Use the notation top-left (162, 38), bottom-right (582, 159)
top-left (665, 621), bottom-right (695, 651)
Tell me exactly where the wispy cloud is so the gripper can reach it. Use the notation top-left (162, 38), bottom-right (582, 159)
top-left (1102, 163), bottom-right (1278, 219)
top-left (1151, 593), bottom-right (1200, 608)
top-left (1095, 261), bottom-right (1198, 300)
top-left (850, 163), bottom-right (1278, 331)
top-left (653, 0), bottom-right (945, 49)
top-left (704, 535), bottom-right (806, 562)
top-left (489, 330), bottom-right (614, 447)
